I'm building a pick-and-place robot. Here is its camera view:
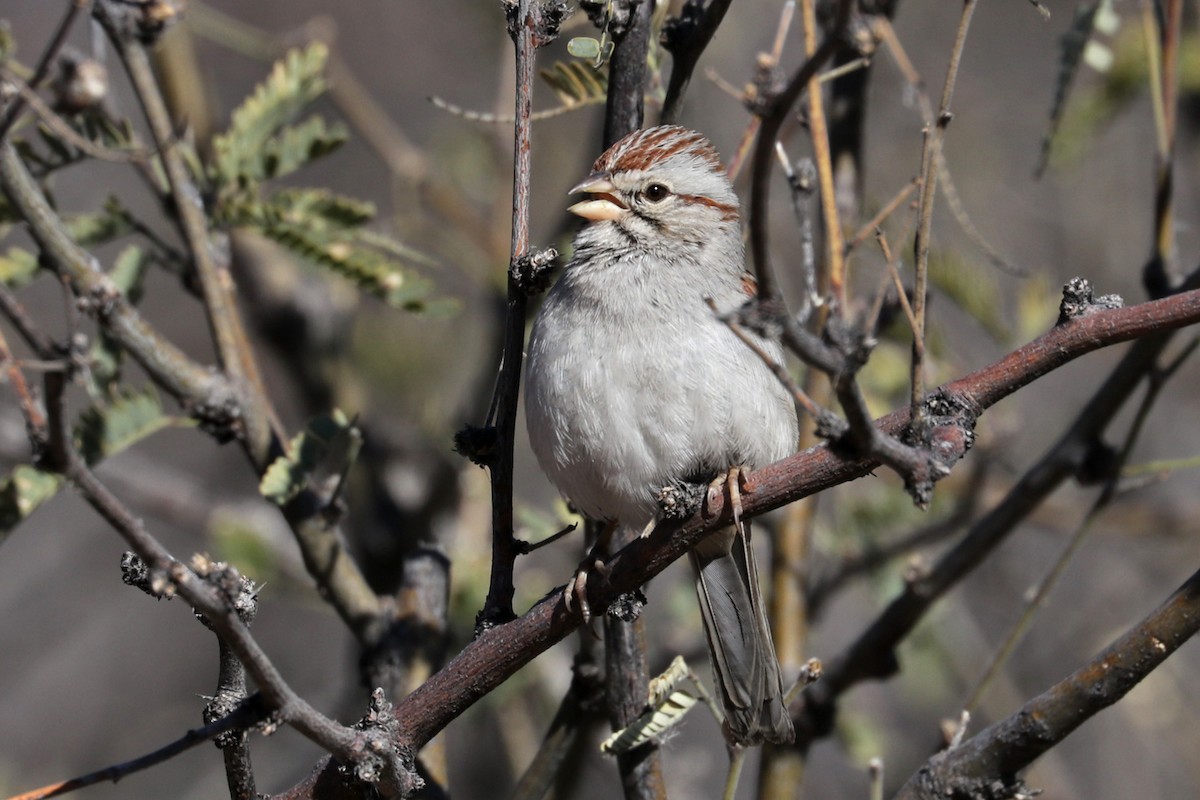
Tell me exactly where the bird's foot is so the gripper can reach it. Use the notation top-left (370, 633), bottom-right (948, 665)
top-left (705, 466), bottom-right (755, 533)
top-left (562, 520), bottom-right (616, 623)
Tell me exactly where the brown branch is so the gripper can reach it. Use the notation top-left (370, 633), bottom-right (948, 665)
top-left (894, 563), bottom-right (1200, 800)
top-left (383, 287), bottom-right (1200, 752)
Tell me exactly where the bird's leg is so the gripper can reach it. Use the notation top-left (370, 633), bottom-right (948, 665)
top-left (563, 519), bottom-right (617, 623)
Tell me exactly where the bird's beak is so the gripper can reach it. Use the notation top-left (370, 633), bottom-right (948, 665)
top-left (567, 173), bottom-right (626, 221)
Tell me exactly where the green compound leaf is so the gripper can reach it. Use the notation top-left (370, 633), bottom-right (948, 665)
top-left (261, 116), bottom-right (348, 182)
top-left (237, 189), bottom-right (442, 312)
top-left (212, 43), bottom-right (333, 190)
top-left (260, 410), bottom-right (359, 506)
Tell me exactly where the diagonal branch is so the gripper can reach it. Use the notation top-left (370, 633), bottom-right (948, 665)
top-left (387, 286), bottom-right (1200, 752)
top-left (894, 562), bottom-right (1200, 800)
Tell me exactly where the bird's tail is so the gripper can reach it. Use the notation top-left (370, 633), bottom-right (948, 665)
top-left (691, 523), bottom-right (794, 745)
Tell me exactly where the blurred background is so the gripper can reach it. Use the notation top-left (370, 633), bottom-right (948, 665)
top-left (1, 1), bottom-right (1199, 798)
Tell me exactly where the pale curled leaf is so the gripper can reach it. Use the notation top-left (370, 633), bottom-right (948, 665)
top-left (75, 387), bottom-right (178, 465)
top-left (601, 691), bottom-right (698, 753)
top-left (0, 466), bottom-right (63, 540)
top-left (647, 655), bottom-right (691, 708)
top-left (259, 410), bottom-right (357, 505)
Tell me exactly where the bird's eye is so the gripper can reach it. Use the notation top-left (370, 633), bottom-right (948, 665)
top-left (642, 183), bottom-right (671, 202)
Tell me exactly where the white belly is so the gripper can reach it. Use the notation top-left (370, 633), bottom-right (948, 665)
top-left (524, 279), bottom-right (797, 527)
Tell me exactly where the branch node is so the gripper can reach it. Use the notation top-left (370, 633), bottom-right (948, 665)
top-left (1057, 277), bottom-right (1124, 325)
top-left (120, 551), bottom-right (174, 599)
top-left (606, 588), bottom-right (646, 623)
top-left (510, 247), bottom-right (559, 294)
top-left (342, 688), bottom-right (423, 794)
top-left (655, 479), bottom-right (706, 520)
top-left (453, 423), bottom-right (497, 467)
top-left (92, 0), bottom-right (183, 45)
top-left (189, 553), bottom-right (260, 625)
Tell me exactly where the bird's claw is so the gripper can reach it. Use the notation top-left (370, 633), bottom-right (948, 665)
top-left (705, 466), bottom-right (754, 533)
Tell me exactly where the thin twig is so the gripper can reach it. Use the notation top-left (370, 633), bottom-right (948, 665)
top-left (0, 0), bottom-right (89, 142)
top-left (2, 697), bottom-right (270, 800)
top-left (94, 4), bottom-right (280, 466)
top-left (798, 0), bottom-right (846, 306)
top-left (845, 178), bottom-right (918, 255)
top-left (909, 0), bottom-right (978, 422)
top-left (747, 0), bottom-right (851, 302)
top-left (39, 373), bottom-right (417, 797)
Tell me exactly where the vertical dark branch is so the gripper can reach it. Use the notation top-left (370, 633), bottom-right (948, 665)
top-left (480, 0), bottom-right (564, 626)
top-left (603, 0), bottom-right (654, 146)
top-left (597, 3), bottom-right (665, 797)
top-left (660, 0), bottom-right (735, 125)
